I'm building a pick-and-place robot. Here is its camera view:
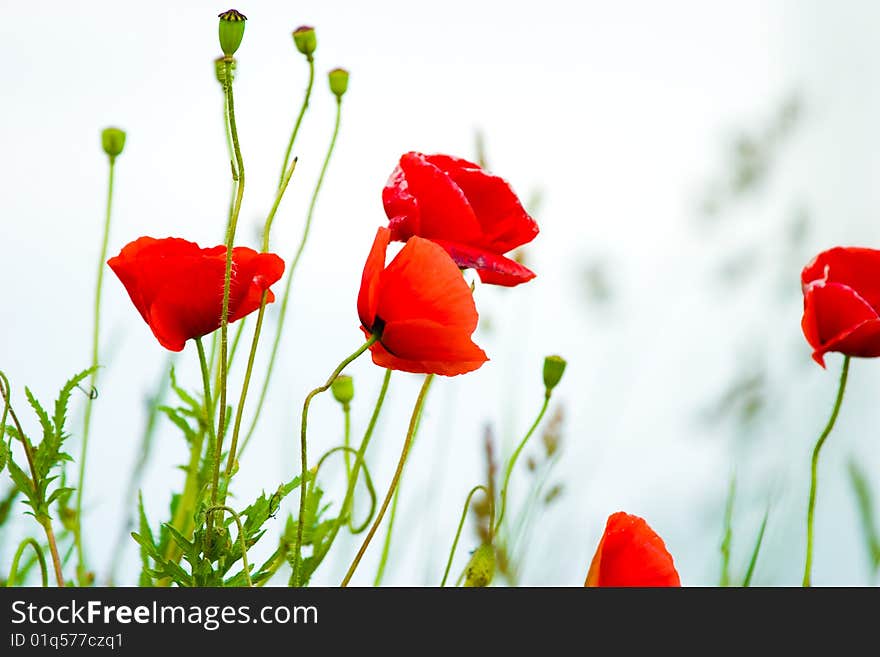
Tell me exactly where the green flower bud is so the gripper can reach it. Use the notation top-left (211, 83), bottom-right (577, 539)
top-left (328, 67), bottom-right (349, 99)
top-left (218, 9), bottom-right (247, 58)
top-left (464, 543), bottom-right (495, 587)
top-left (331, 375), bottom-right (354, 406)
top-left (101, 127), bottom-right (126, 159)
top-left (293, 25), bottom-right (317, 58)
top-left (542, 355), bottom-right (567, 394)
top-left (214, 56), bottom-right (236, 86)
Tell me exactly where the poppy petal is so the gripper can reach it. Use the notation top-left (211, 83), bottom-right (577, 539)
top-left (802, 247), bottom-right (880, 314)
top-left (584, 512), bottom-right (680, 587)
top-left (428, 155), bottom-right (539, 254)
top-left (429, 239), bottom-right (536, 287)
top-left (357, 227), bottom-right (391, 331)
top-left (374, 319), bottom-right (488, 375)
top-left (375, 236), bottom-right (479, 331)
top-left (802, 280), bottom-right (879, 366)
top-left (389, 152), bottom-right (483, 245)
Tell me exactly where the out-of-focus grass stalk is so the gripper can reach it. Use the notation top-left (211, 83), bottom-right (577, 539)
top-left (240, 90), bottom-right (345, 457)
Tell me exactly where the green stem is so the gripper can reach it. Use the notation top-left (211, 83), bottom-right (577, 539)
top-left (305, 369), bottom-right (392, 579)
top-left (206, 505), bottom-right (252, 587)
top-left (222, 159), bottom-right (299, 485)
top-left (7, 538), bottom-right (48, 587)
top-left (341, 374), bottom-right (435, 587)
top-left (311, 446), bottom-right (377, 525)
top-left (1, 376), bottom-right (65, 587)
top-left (279, 55), bottom-right (314, 188)
top-left (803, 355), bottom-right (850, 587)
top-left (494, 395), bottom-right (551, 534)
top-left (440, 485), bottom-right (492, 587)
top-left (210, 58), bottom-right (245, 543)
top-left (162, 340), bottom-right (212, 570)
top-left (75, 154), bottom-right (116, 582)
top-left (240, 96), bottom-right (345, 457)
top-left (343, 403), bottom-right (352, 487)
top-left (291, 336), bottom-right (378, 586)
top-left (373, 381), bottom-right (432, 586)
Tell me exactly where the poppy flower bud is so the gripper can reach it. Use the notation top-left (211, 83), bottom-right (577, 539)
top-left (464, 543), bottom-right (495, 587)
top-left (542, 355), bottom-right (566, 394)
top-left (214, 55), bottom-right (236, 86)
top-left (328, 67), bottom-right (349, 99)
top-left (331, 374), bottom-right (354, 406)
top-left (101, 127), bottom-right (126, 160)
top-left (218, 9), bottom-right (247, 58)
top-left (293, 25), bottom-right (317, 58)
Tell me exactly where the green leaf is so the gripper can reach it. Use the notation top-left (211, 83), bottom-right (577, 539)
top-left (137, 492), bottom-right (156, 586)
top-left (52, 367), bottom-right (97, 438)
top-left (157, 405), bottom-right (197, 445)
top-left (6, 455), bottom-right (37, 511)
top-left (0, 437), bottom-right (7, 472)
top-left (163, 522), bottom-right (197, 562)
top-left (741, 509), bottom-right (768, 587)
top-left (169, 366), bottom-right (200, 411)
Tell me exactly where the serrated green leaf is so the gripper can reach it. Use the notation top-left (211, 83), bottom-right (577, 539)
top-left (169, 367), bottom-right (200, 411)
top-left (0, 437), bottom-right (7, 472)
top-left (157, 405), bottom-right (197, 445)
top-left (46, 486), bottom-right (74, 507)
top-left (137, 492), bottom-right (156, 586)
top-left (52, 367), bottom-right (97, 438)
top-left (6, 455), bottom-right (36, 507)
top-left (163, 522), bottom-right (196, 561)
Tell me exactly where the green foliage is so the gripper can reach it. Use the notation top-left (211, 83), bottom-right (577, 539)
top-left (2, 367), bottom-right (95, 523)
top-left (285, 478), bottom-right (337, 586)
top-left (132, 476), bottom-right (303, 587)
top-left (742, 509), bottom-right (769, 587)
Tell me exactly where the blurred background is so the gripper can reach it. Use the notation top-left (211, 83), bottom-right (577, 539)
top-left (2, 0), bottom-right (880, 586)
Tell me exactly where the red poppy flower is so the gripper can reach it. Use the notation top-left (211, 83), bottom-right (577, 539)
top-left (108, 236), bottom-right (284, 352)
top-left (382, 152), bottom-right (539, 287)
top-left (584, 512), bottom-right (680, 587)
top-left (357, 227), bottom-right (488, 376)
top-left (801, 247), bottom-right (880, 367)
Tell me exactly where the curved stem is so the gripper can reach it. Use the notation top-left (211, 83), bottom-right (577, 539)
top-left (305, 369), bottom-right (392, 580)
top-left (341, 374), bottom-right (435, 587)
top-left (290, 336), bottom-right (378, 586)
top-left (311, 446), bottom-right (377, 527)
top-left (209, 58), bottom-right (245, 543)
top-left (441, 485), bottom-right (492, 587)
top-left (206, 505), bottom-right (252, 587)
top-left (222, 158), bottom-right (299, 486)
top-left (343, 404), bottom-right (352, 485)
top-left (75, 154), bottom-right (116, 581)
top-left (494, 395), bottom-right (551, 534)
top-left (803, 355), bottom-right (850, 587)
top-left (8, 538), bottom-right (48, 587)
top-left (279, 55), bottom-right (314, 188)
top-left (240, 96), bottom-right (345, 456)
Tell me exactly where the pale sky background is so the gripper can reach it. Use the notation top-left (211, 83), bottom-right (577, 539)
top-left (3, 1), bottom-right (880, 586)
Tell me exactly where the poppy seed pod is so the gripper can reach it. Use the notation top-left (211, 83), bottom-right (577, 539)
top-left (542, 355), bottom-right (566, 393)
top-left (218, 9), bottom-right (247, 57)
top-left (331, 375), bottom-right (354, 406)
top-left (293, 25), bottom-right (317, 57)
top-left (464, 543), bottom-right (495, 587)
top-left (328, 67), bottom-right (349, 99)
top-left (101, 127), bottom-right (126, 159)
